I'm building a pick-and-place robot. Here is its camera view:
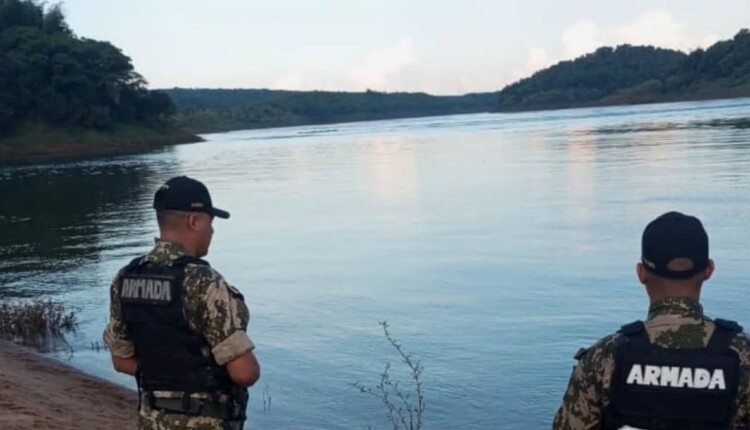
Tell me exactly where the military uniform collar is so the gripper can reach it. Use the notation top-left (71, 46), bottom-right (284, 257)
top-left (147, 238), bottom-right (191, 261)
top-left (647, 297), bottom-right (704, 321)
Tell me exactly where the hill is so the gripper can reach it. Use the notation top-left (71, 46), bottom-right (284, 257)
top-left (497, 29), bottom-right (750, 111)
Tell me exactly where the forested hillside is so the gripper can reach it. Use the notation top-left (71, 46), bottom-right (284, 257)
top-left (497, 29), bottom-right (750, 110)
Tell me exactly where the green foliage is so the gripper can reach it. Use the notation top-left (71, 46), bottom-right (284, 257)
top-left (165, 88), bottom-right (499, 133)
top-left (677, 29), bottom-right (750, 87)
top-left (166, 88), bottom-right (296, 110)
top-left (498, 29), bottom-right (750, 110)
top-left (0, 0), bottom-right (177, 138)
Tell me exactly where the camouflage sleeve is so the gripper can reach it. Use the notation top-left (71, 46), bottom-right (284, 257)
top-left (733, 333), bottom-right (750, 428)
top-left (183, 265), bottom-right (255, 366)
top-left (552, 334), bottom-right (617, 430)
top-left (102, 270), bottom-right (136, 358)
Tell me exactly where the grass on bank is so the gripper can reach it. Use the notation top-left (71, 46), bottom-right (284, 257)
top-left (0, 300), bottom-right (79, 351)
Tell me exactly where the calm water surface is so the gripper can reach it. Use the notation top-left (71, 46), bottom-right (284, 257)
top-left (2, 99), bottom-right (750, 429)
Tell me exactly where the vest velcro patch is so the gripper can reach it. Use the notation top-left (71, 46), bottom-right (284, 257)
top-left (626, 364), bottom-right (726, 390)
top-left (120, 274), bottom-right (176, 305)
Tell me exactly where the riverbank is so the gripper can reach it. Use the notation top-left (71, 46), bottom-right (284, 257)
top-left (494, 88), bottom-right (750, 114)
top-left (4, 92), bottom-right (750, 165)
top-left (0, 124), bottom-right (203, 164)
top-left (0, 340), bottom-right (136, 429)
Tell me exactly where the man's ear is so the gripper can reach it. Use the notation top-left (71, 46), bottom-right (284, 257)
top-left (186, 213), bottom-right (200, 232)
top-left (704, 259), bottom-right (715, 281)
top-left (636, 262), bottom-right (648, 285)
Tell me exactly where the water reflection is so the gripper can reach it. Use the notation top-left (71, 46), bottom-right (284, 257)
top-left (563, 130), bottom-right (597, 223)
top-left (360, 137), bottom-right (420, 204)
top-left (592, 117), bottom-right (750, 135)
top-left (0, 155), bottom-right (181, 298)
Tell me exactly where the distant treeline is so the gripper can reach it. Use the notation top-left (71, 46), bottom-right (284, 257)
top-left (0, 0), bottom-right (179, 140)
top-left (165, 88), bottom-right (499, 134)
top-left (497, 29), bottom-right (750, 111)
top-left (166, 29), bottom-right (750, 134)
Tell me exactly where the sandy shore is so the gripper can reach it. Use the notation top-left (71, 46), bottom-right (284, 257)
top-left (0, 340), bottom-right (137, 429)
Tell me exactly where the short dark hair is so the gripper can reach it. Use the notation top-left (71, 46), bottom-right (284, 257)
top-left (156, 210), bottom-right (188, 230)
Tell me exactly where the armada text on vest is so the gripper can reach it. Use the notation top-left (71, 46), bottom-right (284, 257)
top-left (626, 364), bottom-right (726, 390)
top-left (121, 277), bottom-right (172, 302)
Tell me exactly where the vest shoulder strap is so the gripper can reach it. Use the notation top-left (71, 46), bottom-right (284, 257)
top-left (619, 320), bottom-right (645, 335)
top-left (618, 320), bottom-right (650, 349)
top-left (714, 318), bottom-right (743, 332)
top-left (124, 255), bottom-right (146, 271)
top-left (708, 318), bottom-right (743, 351)
top-left (574, 347), bottom-right (589, 361)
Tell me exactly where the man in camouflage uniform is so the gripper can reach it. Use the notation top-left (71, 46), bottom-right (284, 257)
top-left (553, 211), bottom-right (750, 430)
top-left (103, 176), bottom-right (260, 430)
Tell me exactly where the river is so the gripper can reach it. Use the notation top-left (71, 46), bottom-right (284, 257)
top-left (2, 98), bottom-right (750, 429)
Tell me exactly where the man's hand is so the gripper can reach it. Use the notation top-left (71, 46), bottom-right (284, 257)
top-left (225, 351), bottom-right (260, 387)
top-left (111, 355), bottom-right (139, 376)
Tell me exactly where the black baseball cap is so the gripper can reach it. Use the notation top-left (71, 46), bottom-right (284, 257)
top-left (641, 211), bottom-right (709, 279)
top-left (153, 176), bottom-right (230, 219)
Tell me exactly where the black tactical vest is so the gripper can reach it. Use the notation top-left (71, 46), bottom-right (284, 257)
top-left (602, 319), bottom-right (742, 430)
top-left (119, 255), bottom-right (239, 401)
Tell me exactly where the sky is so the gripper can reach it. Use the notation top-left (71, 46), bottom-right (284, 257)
top-left (61, 0), bottom-right (750, 95)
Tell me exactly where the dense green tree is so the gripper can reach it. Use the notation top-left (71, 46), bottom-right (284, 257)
top-left (0, 0), bottom-right (176, 137)
top-left (497, 45), bottom-right (686, 109)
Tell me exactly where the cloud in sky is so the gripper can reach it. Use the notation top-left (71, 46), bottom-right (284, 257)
top-left (271, 38), bottom-right (417, 92)
top-left (612, 10), bottom-right (719, 52)
top-left (272, 12), bottom-right (722, 94)
top-left (349, 37), bottom-right (417, 90)
top-left (65, 0), bottom-right (748, 94)
top-left (518, 10), bottom-right (720, 84)
top-left (372, 10), bottom-right (724, 94)
top-left (273, 12), bottom-right (723, 95)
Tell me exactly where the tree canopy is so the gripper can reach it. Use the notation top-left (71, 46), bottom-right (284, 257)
top-left (0, 0), bottom-right (176, 136)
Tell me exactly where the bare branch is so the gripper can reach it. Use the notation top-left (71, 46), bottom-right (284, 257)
top-left (353, 321), bottom-right (426, 430)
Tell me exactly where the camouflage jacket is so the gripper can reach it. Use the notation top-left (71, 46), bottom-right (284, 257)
top-left (552, 297), bottom-right (750, 430)
top-left (103, 239), bottom-right (255, 430)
